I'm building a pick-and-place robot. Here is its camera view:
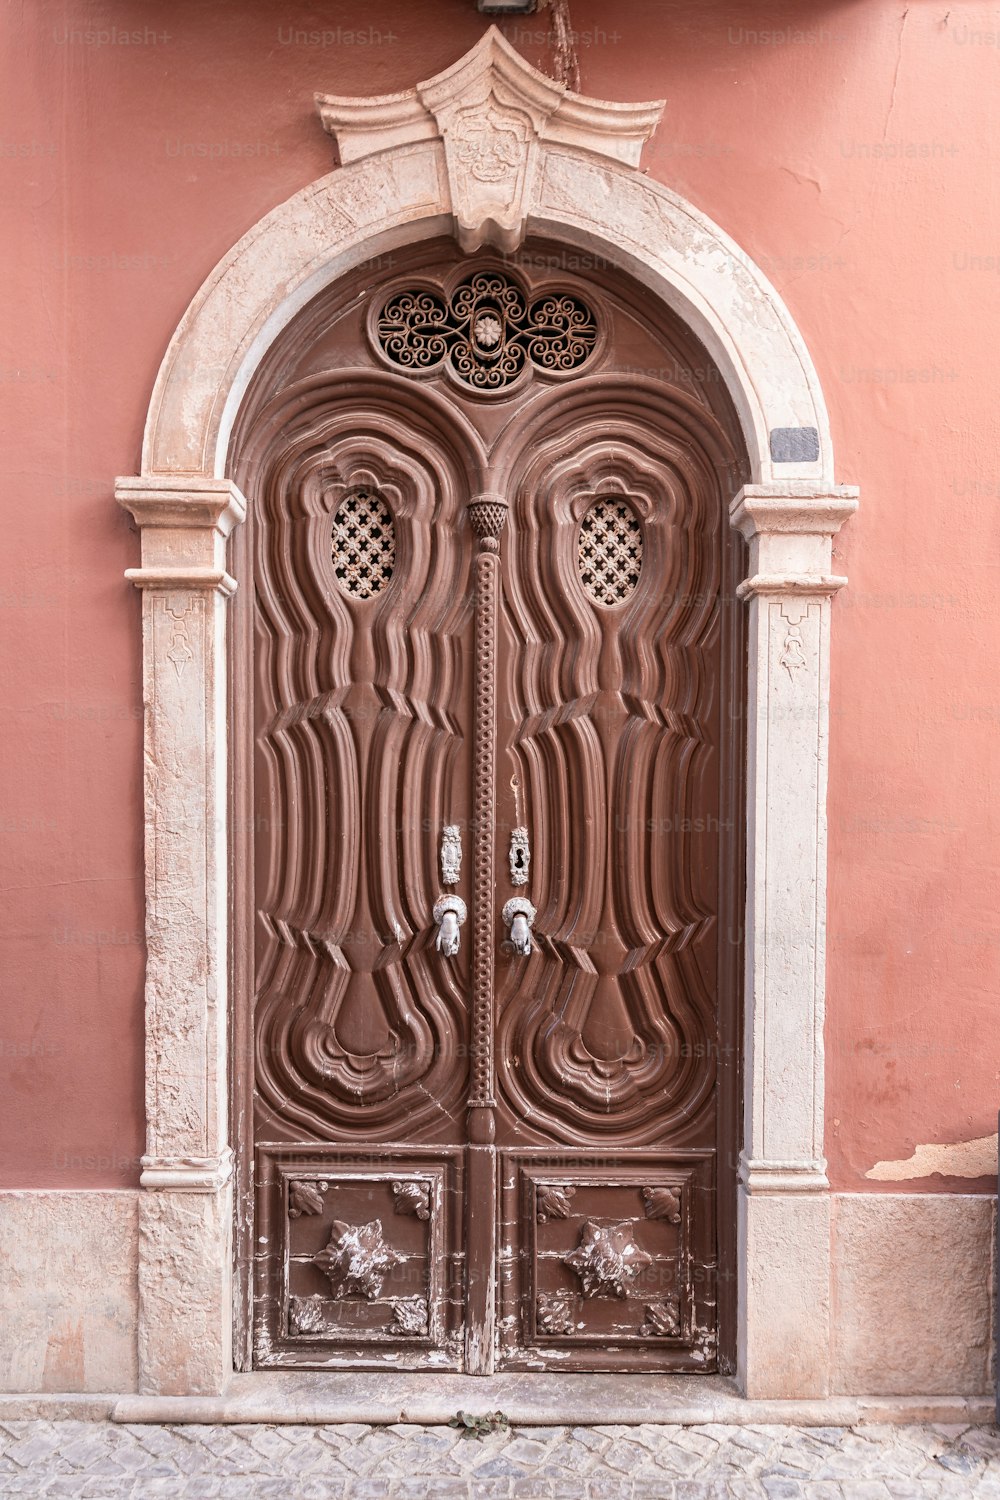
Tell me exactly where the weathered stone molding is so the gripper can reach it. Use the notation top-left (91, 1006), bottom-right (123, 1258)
top-left (115, 477), bottom-right (245, 1395)
top-left (140, 1150), bottom-right (235, 1193)
top-left (731, 482), bottom-right (858, 1398)
top-left (116, 32), bottom-right (857, 1400)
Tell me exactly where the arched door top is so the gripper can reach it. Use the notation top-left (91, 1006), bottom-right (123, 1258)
top-left (140, 27), bottom-right (832, 486)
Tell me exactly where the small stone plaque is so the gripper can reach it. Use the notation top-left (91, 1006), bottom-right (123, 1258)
top-left (769, 426), bottom-right (820, 463)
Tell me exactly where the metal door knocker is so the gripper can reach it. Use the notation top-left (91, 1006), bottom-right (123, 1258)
top-left (433, 895), bottom-right (467, 957)
top-left (502, 897), bottom-right (536, 957)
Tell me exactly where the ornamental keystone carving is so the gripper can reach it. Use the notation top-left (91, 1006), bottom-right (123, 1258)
top-left (312, 1219), bottom-right (403, 1301)
top-left (453, 103), bottom-right (523, 184)
top-left (563, 1220), bottom-right (653, 1300)
top-left (315, 27), bottom-right (663, 253)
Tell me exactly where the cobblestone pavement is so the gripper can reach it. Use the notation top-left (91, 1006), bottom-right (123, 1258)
top-left (3, 1419), bottom-right (1000, 1498)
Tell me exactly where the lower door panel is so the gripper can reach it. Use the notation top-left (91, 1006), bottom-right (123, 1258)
top-left (498, 1150), bottom-right (717, 1373)
top-left (255, 1146), bottom-right (465, 1371)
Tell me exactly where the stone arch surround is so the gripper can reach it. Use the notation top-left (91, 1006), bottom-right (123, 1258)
top-left (115, 28), bottom-right (859, 1403)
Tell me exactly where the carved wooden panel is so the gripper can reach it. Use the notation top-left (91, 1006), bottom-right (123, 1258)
top-left (498, 1153), bottom-right (715, 1370)
top-left (494, 418), bottom-right (723, 1152)
top-left (252, 432), bottom-right (474, 1145)
top-left (255, 1147), bottom-right (463, 1369)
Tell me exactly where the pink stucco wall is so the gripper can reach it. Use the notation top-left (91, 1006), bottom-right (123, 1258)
top-left (1, 0), bottom-right (997, 1191)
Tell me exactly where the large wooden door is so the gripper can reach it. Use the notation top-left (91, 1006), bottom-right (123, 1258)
top-left (243, 248), bottom-right (744, 1374)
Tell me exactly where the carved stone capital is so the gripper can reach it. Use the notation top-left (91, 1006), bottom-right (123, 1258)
top-left (730, 484), bottom-right (859, 540)
top-left (116, 476), bottom-right (247, 589)
top-left (730, 484), bottom-right (859, 594)
top-left (316, 27), bottom-right (662, 253)
top-left (115, 476), bottom-right (247, 533)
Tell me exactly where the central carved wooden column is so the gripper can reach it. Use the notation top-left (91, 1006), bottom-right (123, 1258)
top-left (464, 492), bottom-right (507, 1374)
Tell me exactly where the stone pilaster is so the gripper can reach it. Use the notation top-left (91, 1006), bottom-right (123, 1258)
top-left (115, 476), bottom-right (246, 1396)
top-left (730, 482), bottom-right (858, 1399)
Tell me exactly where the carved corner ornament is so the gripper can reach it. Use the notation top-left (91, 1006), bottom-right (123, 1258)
top-left (288, 1179), bottom-right (327, 1218)
top-left (536, 1183), bottom-right (576, 1222)
top-left (390, 1296), bottom-right (429, 1336)
top-left (536, 1290), bottom-right (576, 1335)
top-left (289, 1294), bottom-right (331, 1336)
top-left (641, 1186), bottom-right (682, 1224)
top-left (639, 1297), bottom-right (680, 1338)
top-left (315, 26), bottom-right (663, 253)
top-left (392, 1179), bottom-right (432, 1221)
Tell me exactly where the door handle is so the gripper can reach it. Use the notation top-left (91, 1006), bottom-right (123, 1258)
top-left (433, 895), bottom-right (467, 957)
top-left (502, 897), bottom-right (536, 957)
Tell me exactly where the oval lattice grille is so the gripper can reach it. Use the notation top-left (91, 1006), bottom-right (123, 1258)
top-left (331, 489), bottom-right (396, 600)
top-left (577, 497), bottom-right (644, 607)
top-left (374, 270), bottom-right (598, 392)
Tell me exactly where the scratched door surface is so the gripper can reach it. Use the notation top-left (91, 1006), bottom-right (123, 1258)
top-left (243, 245), bottom-right (743, 1374)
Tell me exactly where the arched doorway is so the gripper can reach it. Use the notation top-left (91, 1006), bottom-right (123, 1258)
top-left (115, 29), bottom-right (856, 1401)
top-left (227, 242), bottom-right (748, 1374)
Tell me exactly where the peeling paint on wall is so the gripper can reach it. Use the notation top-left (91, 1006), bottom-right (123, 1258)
top-left (865, 1134), bottom-right (998, 1182)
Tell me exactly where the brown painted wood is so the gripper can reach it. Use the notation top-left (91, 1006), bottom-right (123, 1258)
top-left (229, 240), bottom-right (748, 1375)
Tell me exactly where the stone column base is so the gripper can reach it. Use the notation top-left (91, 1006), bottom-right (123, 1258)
top-left (738, 1186), bottom-right (831, 1399)
top-left (138, 1181), bottom-right (234, 1397)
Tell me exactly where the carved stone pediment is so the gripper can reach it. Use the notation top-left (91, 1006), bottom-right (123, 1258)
top-left (315, 26), bottom-right (663, 253)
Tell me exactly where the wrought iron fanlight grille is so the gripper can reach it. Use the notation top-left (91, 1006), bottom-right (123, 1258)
top-left (374, 270), bottom-right (598, 392)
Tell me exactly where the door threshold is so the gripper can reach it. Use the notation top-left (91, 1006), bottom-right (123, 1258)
top-left (110, 1372), bottom-right (993, 1427)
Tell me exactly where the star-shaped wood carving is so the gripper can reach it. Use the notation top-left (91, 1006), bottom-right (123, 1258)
top-left (563, 1220), bottom-right (653, 1299)
top-left (312, 1219), bottom-right (402, 1301)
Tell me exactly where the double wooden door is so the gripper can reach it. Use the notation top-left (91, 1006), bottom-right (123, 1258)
top-left (246, 255), bottom-right (742, 1373)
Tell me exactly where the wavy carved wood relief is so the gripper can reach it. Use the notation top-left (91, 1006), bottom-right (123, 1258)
top-left (494, 401), bottom-right (725, 1147)
top-left (251, 411), bottom-right (479, 1143)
